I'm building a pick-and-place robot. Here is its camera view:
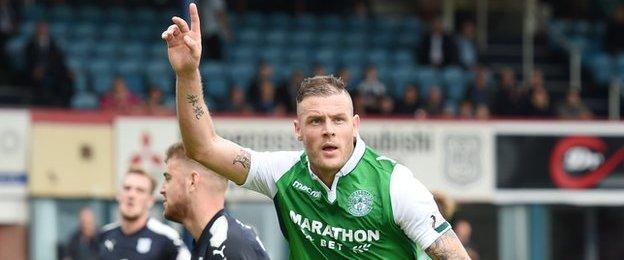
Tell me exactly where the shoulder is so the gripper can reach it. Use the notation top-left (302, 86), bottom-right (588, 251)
top-left (100, 222), bottom-right (120, 234)
top-left (146, 218), bottom-right (183, 244)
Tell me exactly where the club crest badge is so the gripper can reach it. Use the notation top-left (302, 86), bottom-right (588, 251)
top-left (347, 190), bottom-right (373, 217)
top-left (136, 237), bottom-right (152, 254)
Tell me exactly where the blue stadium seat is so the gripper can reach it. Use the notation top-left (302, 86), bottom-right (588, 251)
top-left (108, 7), bottom-right (130, 23)
top-left (391, 66), bottom-right (417, 97)
top-left (228, 63), bottom-right (255, 90)
top-left (71, 91), bottom-right (99, 110)
top-left (18, 21), bottom-right (35, 37)
top-left (345, 17), bottom-right (369, 33)
top-left (93, 41), bottom-right (118, 59)
top-left (119, 41), bottom-right (146, 61)
top-left (313, 48), bottom-right (337, 65)
top-left (368, 49), bottom-right (390, 65)
top-left (416, 66), bottom-right (441, 95)
top-left (229, 45), bottom-right (257, 63)
top-left (201, 62), bottom-right (226, 79)
top-left (48, 5), bottom-right (73, 23)
top-left (340, 48), bottom-right (365, 67)
top-left (294, 14), bottom-right (317, 31)
top-left (442, 66), bottom-right (467, 102)
top-left (22, 5), bottom-right (44, 21)
top-left (371, 32), bottom-right (395, 48)
top-left (268, 13), bottom-right (292, 30)
top-left (572, 20), bottom-right (591, 36)
top-left (101, 23), bottom-right (124, 40)
top-left (343, 32), bottom-right (368, 48)
top-left (394, 49), bottom-right (416, 67)
top-left (73, 23), bottom-right (97, 40)
top-left (265, 30), bottom-right (288, 46)
top-left (148, 43), bottom-right (168, 60)
top-left (290, 31), bottom-right (315, 48)
top-left (134, 9), bottom-right (157, 24)
top-left (315, 31), bottom-right (342, 49)
top-left (66, 40), bottom-right (93, 59)
top-left (72, 69), bottom-right (89, 92)
top-left (87, 59), bottom-right (115, 94)
top-left (286, 48), bottom-right (309, 63)
top-left (204, 79), bottom-right (229, 101)
top-left (319, 15), bottom-right (344, 32)
top-left (398, 33), bottom-right (420, 48)
top-left (238, 29), bottom-right (263, 45)
top-left (402, 17), bottom-right (422, 34)
top-left (586, 52), bottom-right (613, 86)
top-left (78, 6), bottom-right (104, 24)
top-left (241, 12), bottom-right (267, 31)
top-left (145, 58), bottom-right (173, 93)
top-left (5, 36), bottom-right (28, 70)
top-left (259, 47), bottom-right (284, 64)
top-left (374, 17), bottom-right (401, 34)
top-left (50, 22), bottom-right (70, 41)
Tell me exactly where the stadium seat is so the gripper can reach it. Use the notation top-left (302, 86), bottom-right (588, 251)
top-left (92, 41), bottom-right (118, 59)
top-left (241, 12), bottom-right (267, 31)
top-left (48, 5), bottom-right (73, 23)
top-left (66, 40), bottom-right (93, 59)
top-left (50, 22), bottom-right (70, 41)
top-left (201, 62), bottom-right (226, 79)
top-left (315, 31), bottom-right (342, 49)
top-left (87, 59), bottom-right (115, 94)
top-left (134, 9), bottom-right (157, 24)
top-left (313, 48), bottom-right (337, 65)
top-left (398, 33), bottom-right (420, 48)
top-left (259, 47), bottom-right (284, 64)
top-left (294, 14), bottom-right (317, 31)
top-left (402, 17), bottom-right (422, 34)
top-left (371, 32), bottom-right (396, 48)
top-left (374, 17), bottom-right (401, 34)
top-left (228, 63), bottom-right (255, 90)
top-left (101, 23), bottom-right (124, 40)
top-left (71, 91), bottom-right (99, 110)
top-left (5, 36), bottom-right (29, 70)
top-left (345, 16), bottom-right (369, 33)
top-left (319, 15), bottom-right (344, 32)
top-left (78, 6), bottom-right (104, 24)
top-left (18, 21), bottom-right (35, 37)
top-left (586, 52), bottom-right (613, 86)
top-left (108, 7), bottom-right (130, 23)
top-left (286, 48), bottom-right (309, 64)
top-left (22, 4), bottom-right (44, 20)
top-left (394, 49), bottom-right (416, 67)
top-left (290, 31), bottom-right (315, 48)
top-left (442, 66), bottom-right (467, 102)
top-left (267, 13), bottom-right (292, 30)
top-left (229, 45), bottom-right (257, 63)
top-left (416, 66), bottom-right (441, 95)
top-left (119, 41), bottom-right (146, 61)
top-left (340, 48), bottom-right (366, 67)
top-left (265, 30), bottom-right (289, 46)
top-left (391, 66), bottom-right (417, 97)
top-left (368, 49), bottom-right (391, 65)
top-left (72, 23), bottom-right (97, 40)
top-left (148, 42), bottom-right (168, 60)
top-left (72, 69), bottom-right (89, 92)
top-left (343, 32), bottom-right (367, 48)
top-left (204, 79), bottom-right (229, 102)
top-left (238, 29), bottom-right (263, 46)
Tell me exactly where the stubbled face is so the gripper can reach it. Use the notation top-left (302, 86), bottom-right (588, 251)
top-left (117, 174), bottom-right (154, 221)
top-left (295, 93), bottom-right (360, 176)
top-left (161, 159), bottom-right (191, 223)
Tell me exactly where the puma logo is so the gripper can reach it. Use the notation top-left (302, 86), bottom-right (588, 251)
top-left (212, 244), bottom-right (226, 259)
top-left (430, 215), bottom-right (436, 228)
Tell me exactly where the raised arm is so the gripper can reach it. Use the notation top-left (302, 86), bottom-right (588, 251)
top-left (425, 229), bottom-right (471, 260)
top-left (161, 3), bottom-right (249, 185)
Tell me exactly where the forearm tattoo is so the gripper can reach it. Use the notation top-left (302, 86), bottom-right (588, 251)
top-left (186, 94), bottom-right (205, 120)
top-left (425, 230), bottom-right (470, 260)
top-left (233, 149), bottom-right (251, 169)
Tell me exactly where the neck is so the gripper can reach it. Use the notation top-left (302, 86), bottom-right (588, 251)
top-left (184, 195), bottom-right (225, 241)
top-left (120, 214), bottom-right (149, 235)
top-left (312, 166), bottom-right (338, 188)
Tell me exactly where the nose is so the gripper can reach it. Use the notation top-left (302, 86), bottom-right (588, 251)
top-left (322, 121), bottom-right (336, 137)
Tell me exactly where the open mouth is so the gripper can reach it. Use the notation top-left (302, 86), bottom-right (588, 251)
top-left (322, 144), bottom-right (338, 152)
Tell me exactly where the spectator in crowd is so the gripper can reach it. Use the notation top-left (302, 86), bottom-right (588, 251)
top-left (605, 5), bottom-right (624, 54)
top-left (139, 85), bottom-right (170, 115)
top-left (418, 17), bottom-right (457, 67)
top-left (395, 83), bottom-right (422, 115)
top-left (456, 20), bottom-right (477, 68)
top-left (277, 69), bottom-right (304, 113)
top-left (357, 64), bottom-right (387, 111)
top-left (336, 66), bottom-right (353, 90)
top-left (423, 86), bottom-right (444, 116)
top-left (248, 61), bottom-right (274, 101)
top-left (63, 207), bottom-right (99, 260)
top-left (312, 63), bottom-right (326, 77)
top-left (0, 0), bottom-right (17, 79)
top-left (529, 69), bottom-right (546, 93)
top-left (493, 67), bottom-right (527, 116)
top-left (527, 87), bottom-right (552, 117)
top-left (458, 100), bottom-right (474, 119)
top-left (24, 21), bottom-right (73, 107)
top-left (454, 220), bottom-right (480, 260)
top-left (475, 104), bottom-right (490, 120)
top-left (200, 0), bottom-right (232, 61)
top-left (100, 77), bottom-right (141, 113)
top-left (255, 80), bottom-right (277, 113)
top-left (377, 95), bottom-right (395, 115)
top-left (224, 85), bottom-right (253, 114)
top-left (556, 89), bottom-right (593, 119)
top-left (467, 67), bottom-right (491, 107)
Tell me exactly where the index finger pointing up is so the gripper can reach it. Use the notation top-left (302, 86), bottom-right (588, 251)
top-left (189, 3), bottom-right (201, 33)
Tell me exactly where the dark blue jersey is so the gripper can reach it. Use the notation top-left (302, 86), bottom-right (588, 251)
top-left (191, 209), bottom-right (269, 260)
top-left (98, 218), bottom-right (190, 260)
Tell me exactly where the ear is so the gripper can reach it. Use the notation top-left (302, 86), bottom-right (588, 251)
top-left (352, 114), bottom-right (361, 137)
top-left (189, 171), bottom-right (200, 192)
top-left (293, 119), bottom-right (302, 141)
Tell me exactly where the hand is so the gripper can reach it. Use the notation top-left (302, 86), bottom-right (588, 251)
top-left (161, 3), bottom-right (202, 76)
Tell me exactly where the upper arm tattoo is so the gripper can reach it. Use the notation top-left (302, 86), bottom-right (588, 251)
top-left (186, 94), bottom-right (205, 120)
top-left (233, 149), bottom-right (251, 169)
top-left (425, 229), bottom-right (471, 260)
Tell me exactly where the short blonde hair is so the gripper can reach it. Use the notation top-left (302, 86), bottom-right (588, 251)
top-left (126, 168), bottom-right (157, 194)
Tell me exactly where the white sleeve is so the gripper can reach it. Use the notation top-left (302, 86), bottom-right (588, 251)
top-left (390, 164), bottom-right (451, 250)
top-left (240, 150), bottom-right (302, 198)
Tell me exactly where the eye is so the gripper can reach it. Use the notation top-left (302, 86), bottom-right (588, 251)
top-left (310, 118), bottom-right (321, 125)
top-left (334, 117), bottom-right (345, 124)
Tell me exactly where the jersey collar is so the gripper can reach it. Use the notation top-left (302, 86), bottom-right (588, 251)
top-left (306, 135), bottom-right (366, 203)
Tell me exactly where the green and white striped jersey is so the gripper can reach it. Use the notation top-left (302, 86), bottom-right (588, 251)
top-left (241, 137), bottom-right (450, 259)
